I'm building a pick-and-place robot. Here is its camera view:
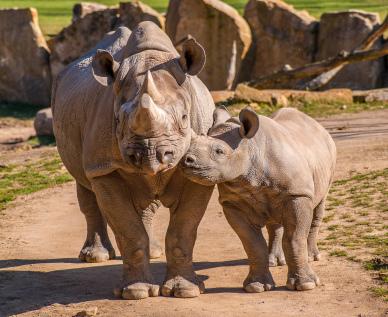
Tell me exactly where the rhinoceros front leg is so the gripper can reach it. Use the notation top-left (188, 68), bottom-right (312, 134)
top-left (140, 201), bottom-right (163, 259)
top-left (76, 183), bottom-right (115, 263)
top-left (283, 197), bottom-right (320, 291)
top-left (161, 181), bottom-right (214, 298)
top-left (267, 223), bottom-right (286, 267)
top-left (223, 203), bottom-right (275, 293)
top-left (91, 172), bottom-right (159, 300)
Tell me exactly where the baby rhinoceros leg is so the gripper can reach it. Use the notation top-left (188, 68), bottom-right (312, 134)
top-left (307, 199), bottom-right (325, 262)
top-left (223, 204), bottom-right (275, 293)
top-left (77, 183), bottom-right (116, 263)
top-left (267, 224), bottom-right (286, 267)
top-left (283, 197), bottom-right (320, 291)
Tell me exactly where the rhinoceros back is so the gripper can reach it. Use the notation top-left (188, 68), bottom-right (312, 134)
top-left (52, 27), bottom-right (132, 188)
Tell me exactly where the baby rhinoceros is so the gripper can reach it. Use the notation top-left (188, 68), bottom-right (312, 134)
top-left (182, 107), bottom-right (336, 292)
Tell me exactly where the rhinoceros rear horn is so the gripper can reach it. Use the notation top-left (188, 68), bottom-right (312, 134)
top-left (239, 107), bottom-right (259, 139)
top-left (92, 49), bottom-right (120, 86)
top-left (178, 37), bottom-right (206, 76)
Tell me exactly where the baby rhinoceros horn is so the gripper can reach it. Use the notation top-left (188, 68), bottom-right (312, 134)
top-left (130, 71), bottom-right (168, 136)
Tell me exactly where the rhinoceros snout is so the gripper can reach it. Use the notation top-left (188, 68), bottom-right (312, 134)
top-left (125, 145), bottom-right (176, 173)
top-left (183, 154), bottom-right (196, 167)
top-left (156, 149), bottom-right (174, 165)
top-left (128, 150), bottom-right (143, 167)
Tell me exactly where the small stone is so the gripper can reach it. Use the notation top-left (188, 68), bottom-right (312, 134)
top-left (34, 108), bottom-right (53, 136)
top-left (73, 307), bottom-right (98, 317)
top-left (340, 105), bottom-right (347, 110)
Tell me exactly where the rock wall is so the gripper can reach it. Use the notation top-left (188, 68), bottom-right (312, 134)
top-left (166, 0), bottom-right (251, 91)
top-left (48, 8), bottom-right (119, 80)
top-left (0, 8), bottom-right (51, 106)
top-left (241, 0), bottom-right (318, 82)
top-left (316, 11), bottom-right (384, 90)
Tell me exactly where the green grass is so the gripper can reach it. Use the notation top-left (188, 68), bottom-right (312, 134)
top-left (223, 99), bottom-right (388, 119)
top-left (322, 169), bottom-right (388, 300)
top-left (0, 101), bottom-right (44, 121)
top-left (0, 1), bottom-right (386, 37)
top-left (0, 155), bottom-right (73, 211)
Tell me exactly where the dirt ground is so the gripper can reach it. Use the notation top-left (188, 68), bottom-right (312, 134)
top-left (0, 110), bottom-right (388, 317)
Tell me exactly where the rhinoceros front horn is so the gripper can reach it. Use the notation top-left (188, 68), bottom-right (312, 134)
top-left (130, 71), bottom-right (167, 135)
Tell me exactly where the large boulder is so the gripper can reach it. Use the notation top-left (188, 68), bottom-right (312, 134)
top-left (34, 108), bottom-right (53, 136)
top-left (118, 1), bottom-right (165, 30)
top-left (72, 2), bottom-right (108, 22)
top-left (0, 8), bottom-right (51, 106)
top-left (48, 8), bottom-right (119, 79)
top-left (166, 0), bottom-right (251, 91)
top-left (316, 11), bottom-right (384, 90)
top-left (241, 0), bottom-right (317, 81)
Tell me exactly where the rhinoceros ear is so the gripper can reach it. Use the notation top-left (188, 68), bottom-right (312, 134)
top-left (213, 106), bottom-right (231, 126)
top-left (178, 37), bottom-right (206, 76)
top-left (239, 107), bottom-right (259, 139)
top-left (92, 49), bottom-right (120, 86)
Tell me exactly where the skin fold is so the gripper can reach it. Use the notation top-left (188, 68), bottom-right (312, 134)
top-left (182, 107), bottom-right (336, 292)
top-left (52, 22), bottom-right (215, 299)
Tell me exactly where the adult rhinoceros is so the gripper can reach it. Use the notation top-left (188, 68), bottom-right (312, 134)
top-left (52, 21), bottom-right (215, 299)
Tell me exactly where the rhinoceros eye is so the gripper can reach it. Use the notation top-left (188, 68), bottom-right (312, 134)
top-left (182, 114), bottom-right (188, 121)
top-left (215, 148), bottom-right (224, 155)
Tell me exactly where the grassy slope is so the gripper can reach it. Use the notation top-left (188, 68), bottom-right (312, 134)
top-left (0, 0), bottom-right (387, 36)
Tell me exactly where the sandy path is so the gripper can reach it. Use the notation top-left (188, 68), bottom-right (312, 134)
top-left (1, 110), bottom-right (388, 317)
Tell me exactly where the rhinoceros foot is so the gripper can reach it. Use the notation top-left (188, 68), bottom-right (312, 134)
top-left (114, 282), bottom-right (159, 300)
top-left (79, 244), bottom-right (116, 263)
top-left (286, 266), bottom-right (320, 291)
top-left (243, 271), bottom-right (275, 293)
top-left (161, 275), bottom-right (204, 298)
top-left (268, 249), bottom-right (286, 267)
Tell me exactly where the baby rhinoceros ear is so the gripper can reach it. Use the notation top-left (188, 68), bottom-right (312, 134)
top-left (239, 107), bottom-right (259, 139)
top-left (92, 49), bottom-right (120, 86)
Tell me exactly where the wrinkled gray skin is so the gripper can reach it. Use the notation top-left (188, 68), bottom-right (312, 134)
top-left (182, 107), bottom-right (336, 292)
top-left (52, 22), bottom-right (215, 299)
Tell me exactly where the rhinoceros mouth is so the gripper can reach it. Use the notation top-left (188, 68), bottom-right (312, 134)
top-left (123, 142), bottom-right (181, 175)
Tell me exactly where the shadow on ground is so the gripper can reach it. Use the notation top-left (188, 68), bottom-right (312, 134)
top-left (0, 258), bottom-right (250, 316)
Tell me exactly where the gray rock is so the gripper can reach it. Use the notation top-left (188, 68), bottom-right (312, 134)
top-left (72, 2), bottom-right (108, 22)
top-left (0, 8), bottom-right (51, 106)
top-left (241, 0), bottom-right (317, 82)
top-left (48, 8), bottom-right (119, 80)
top-left (316, 10), bottom-right (384, 90)
top-left (166, 0), bottom-right (252, 91)
top-left (34, 108), bottom-right (53, 136)
top-left (118, 1), bottom-right (165, 30)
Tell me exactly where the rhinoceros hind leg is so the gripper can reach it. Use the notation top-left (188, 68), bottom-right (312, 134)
top-left (308, 199), bottom-right (325, 262)
top-left (267, 223), bottom-right (286, 267)
top-left (77, 183), bottom-right (116, 263)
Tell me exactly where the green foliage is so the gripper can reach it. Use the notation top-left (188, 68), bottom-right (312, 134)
top-left (224, 100), bottom-right (388, 119)
top-left (0, 102), bottom-right (44, 120)
top-left (0, 155), bottom-right (73, 211)
top-left (0, 1), bottom-right (386, 37)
